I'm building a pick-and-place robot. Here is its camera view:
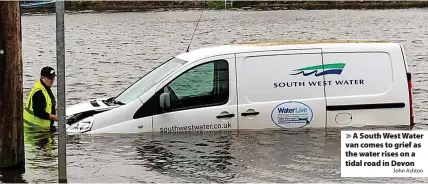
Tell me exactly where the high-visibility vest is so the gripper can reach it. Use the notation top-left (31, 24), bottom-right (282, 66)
top-left (24, 130), bottom-right (54, 154)
top-left (23, 80), bottom-right (53, 130)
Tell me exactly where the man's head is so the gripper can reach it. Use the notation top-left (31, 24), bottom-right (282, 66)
top-left (40, 66), bottom-right (56, 87)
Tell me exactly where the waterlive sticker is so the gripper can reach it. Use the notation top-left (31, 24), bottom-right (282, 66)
top-left (341, 130), bottom-right (428, 177)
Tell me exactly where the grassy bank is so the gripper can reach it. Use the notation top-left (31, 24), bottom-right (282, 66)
top-left (20, 1), bottom-right (428, 13)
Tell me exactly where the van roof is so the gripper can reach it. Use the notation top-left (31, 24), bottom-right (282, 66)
top-left (235, 39), bottom-right (390, 45)
top-left (175, 40), bottom-right (400, 62)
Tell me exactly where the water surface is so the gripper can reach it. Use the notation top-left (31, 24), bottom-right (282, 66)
top-left (2, 9), bottom-right (428, 182)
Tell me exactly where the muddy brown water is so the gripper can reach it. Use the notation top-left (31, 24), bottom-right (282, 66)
top-left (1, 9), bottom-right (428, 183)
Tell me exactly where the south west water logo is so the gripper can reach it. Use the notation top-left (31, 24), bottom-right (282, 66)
top-left (290, 63), bottom-right (346, 77)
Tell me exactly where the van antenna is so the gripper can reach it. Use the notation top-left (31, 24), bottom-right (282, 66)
top-left (186, 10), bottom-right (203, 52)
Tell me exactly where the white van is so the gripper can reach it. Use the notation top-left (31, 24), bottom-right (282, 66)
top-left (65, 40), bottom-right (414, 134)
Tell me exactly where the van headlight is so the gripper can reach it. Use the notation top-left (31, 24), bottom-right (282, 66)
top-left (66, 116), bottom-right (94, 133)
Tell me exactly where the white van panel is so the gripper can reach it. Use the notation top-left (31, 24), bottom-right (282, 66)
top-left (90, 118), bottom-right (153, 134)
top-left (242, 53), bottom-right (326, 103)
top-left (236, 49), bottom-right (327, 130)
top-left (90, 94), bottom-right (147, 132)
top-left (322, 52), bottom-right (393, 98)
top-left (323, 46), bottom-right (410, 127)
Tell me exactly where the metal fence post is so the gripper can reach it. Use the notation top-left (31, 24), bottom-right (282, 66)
top-left (55, 0), bottom-right (67, 183)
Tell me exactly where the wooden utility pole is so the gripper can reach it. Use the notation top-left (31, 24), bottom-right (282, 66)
top-left (0, 1), bottom-right (25, 168)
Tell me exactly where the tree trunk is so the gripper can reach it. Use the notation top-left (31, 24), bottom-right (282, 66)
top-left (0, 1), bottom-right (25, 168)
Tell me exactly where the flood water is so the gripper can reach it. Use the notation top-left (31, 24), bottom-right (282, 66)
top-left (2, 9), bottom-right (428, 182)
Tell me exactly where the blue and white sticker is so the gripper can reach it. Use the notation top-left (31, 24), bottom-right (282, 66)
top-left (271, 101), bottom-right (313, 128)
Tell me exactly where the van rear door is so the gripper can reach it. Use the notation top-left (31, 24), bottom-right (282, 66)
top-left (235, 49), bottom-right (327, 130)
top-left (322, 45), bottom-right (410, 127)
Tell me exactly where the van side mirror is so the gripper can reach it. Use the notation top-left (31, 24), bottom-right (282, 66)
top-left (159, 92), bottom-right (171, 112)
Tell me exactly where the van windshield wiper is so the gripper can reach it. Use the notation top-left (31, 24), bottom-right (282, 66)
top-left (112, 99), bottom-right (125, 105)
top-left (105, 97), bottom-right (125, 106)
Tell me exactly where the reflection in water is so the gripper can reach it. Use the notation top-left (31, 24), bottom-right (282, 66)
top-left (133, 131), bottom-right (237, 183)
top-left (0, 167), bottom-right (26, 183)
top-left (1, 129), bottom-right (58, 183)
top-left (23, 130), bottom-right (58, 183)
top-left (1, 126), bottom-right (427, 183)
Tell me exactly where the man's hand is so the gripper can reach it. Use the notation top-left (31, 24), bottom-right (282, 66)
top-left (49, 114), bottom-right (57, 121)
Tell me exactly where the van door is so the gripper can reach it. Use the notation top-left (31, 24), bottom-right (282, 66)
top-left (152, 54), bottom-right (237, 133)
top-left (322, 50), bottom-right (408, 127)
top-left (235, 49), bottom-right (327, 130)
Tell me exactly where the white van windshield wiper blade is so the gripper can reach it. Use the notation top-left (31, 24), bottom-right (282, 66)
top-left (106, 97), bottom-right (125, 105)
top-left (112, 99), bottom-right (125, 105)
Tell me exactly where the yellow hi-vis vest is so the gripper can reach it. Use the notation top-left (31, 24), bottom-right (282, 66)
top-left (23, 80), bottom-right (53, 130)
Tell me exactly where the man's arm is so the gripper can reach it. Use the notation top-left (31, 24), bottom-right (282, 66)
top-left (32, 90), bottom-right (57, 121)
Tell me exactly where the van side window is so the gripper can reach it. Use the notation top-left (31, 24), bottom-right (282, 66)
top-left (165, 60), bottom-right (229, 111)
top-left (133, 59), bottom-right (229, 119)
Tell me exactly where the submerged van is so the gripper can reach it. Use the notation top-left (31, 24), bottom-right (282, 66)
top-left (65, 40), bottom-right (414, 134)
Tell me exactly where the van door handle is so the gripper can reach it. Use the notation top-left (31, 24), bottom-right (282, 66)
top-left (216, 114), bottom-right (235, 118)
top-left (241, 112), bottom-right (260, 116)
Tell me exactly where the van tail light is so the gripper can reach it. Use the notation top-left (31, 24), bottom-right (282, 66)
top-left (407, 72), bottom-right (414, 126)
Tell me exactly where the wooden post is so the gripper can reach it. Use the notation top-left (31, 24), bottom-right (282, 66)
top-left (0, 1), bottom-right (25, 168)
